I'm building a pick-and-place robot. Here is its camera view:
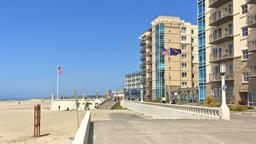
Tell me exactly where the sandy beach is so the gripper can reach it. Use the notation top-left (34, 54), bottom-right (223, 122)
top-left (0, 100), bottom-right (85, 144)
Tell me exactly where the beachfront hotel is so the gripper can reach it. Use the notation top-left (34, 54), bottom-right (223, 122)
top-left (197, 0), bottom-right (256, 105)
top-left (140, 16), bottom-right (198, 101)
top-left (124, 72), bottom-right (143, 100)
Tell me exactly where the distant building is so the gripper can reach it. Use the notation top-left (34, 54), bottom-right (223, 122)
top-left (140, 16), bottom-right (198, 101)
top-left (124, 72), bottom-right (143, 100)
top-left (111, 90), bottom-right (125, 101)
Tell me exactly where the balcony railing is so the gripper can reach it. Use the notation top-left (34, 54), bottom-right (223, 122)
top-left (210, 47), bottom-right (234, 63)
top-left (209, 0), bottom-right (232, 8)
top-left (248, 30), bottom-right (256, 52)
top-left (246, 0), bottom-right (256, 4)
top-left (250, 69), bottom-right (256, 77)
top-left (209, 27), bottom-right (233, 44)
top-left (209, 7), bottom-right (233, 26)
top-left (140, 48), bottom-right (146, 53)
top-left (140, 56), bottom-right (146, 61)
top-left (209, 72), bottom-right (234, 82)
top-left (247, 7), bottom-right (256, 28)
top-left (146, 59), bottom-right (152, 63)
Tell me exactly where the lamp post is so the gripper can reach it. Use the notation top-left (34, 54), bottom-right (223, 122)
top-left (220, 64), bottom-right (230, 120)
top-left (140, 88), bottom-right (144, 102)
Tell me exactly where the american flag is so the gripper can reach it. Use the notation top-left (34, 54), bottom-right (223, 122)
top-left (57, 66), bottom-right (64, 74)
top-left (162, 48), bottom-right (169, 56)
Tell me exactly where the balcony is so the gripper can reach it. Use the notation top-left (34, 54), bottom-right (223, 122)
top-left (140, 48), bottom-right (146, 53)
top-left (146, 59), bottom-right (152, 64)
top-left (248, 30), bottom-right (256, 52)
top-left (209, 27), bottom-right (233, 44)
top-left (209, 0), bottom-right (232, 8)
top-left (210, 46), bottom-right (234, 63)
top-left (140, 41), bottom-right (146, 46)
top-left (209, 72), bottom-right (234, 82)
top-left (140, 56), bottom-right (146, 61)
top-left (247, 7), bottom-right (256, 28)
top-left (209, 7), bottom-right (233, 26)
top-left (246, 0), bottom-right (256, 4)
top-left (140, 64), bottom-right (145, 69)
top-left (249, 69), bottom-right (256, 77)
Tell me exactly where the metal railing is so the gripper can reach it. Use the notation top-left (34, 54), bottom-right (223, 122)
top-left (247, 6), bottom-right (256, 28)
top-left (209, 7), bottom-right (233, 26)
top-left (209, 73), bottom-right (234, 81)
top-left (209, 27), bottom-right (233, 44)
top-left (210, 49), bottom-right (233, 62)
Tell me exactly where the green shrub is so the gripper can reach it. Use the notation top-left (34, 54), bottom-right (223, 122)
top-left (228, 104), bottom-right (253, 111)
top-left (111, 102), bottom-right (125, 110)
top-left (203, 96), bottom-right (219, 107)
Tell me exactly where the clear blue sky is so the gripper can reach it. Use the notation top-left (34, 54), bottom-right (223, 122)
top-left (0, 0), bottom-right (197, 99)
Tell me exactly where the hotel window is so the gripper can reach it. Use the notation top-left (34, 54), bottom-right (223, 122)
top-left (242, 72), bottom-right (249, 83)
top-left (181, 45), bottom-right (186, 50)
top-left (182, 54), bottom-right (187, 59)
top-left (181, 36), bottom-right (187, 41)
top-left (181, 27), bottom-right (186, 33)
top-left (182, 72), bottom-right (187, 77)
top-left (191, 29), bottom-right (194, 34)
top-left (182, 82), bottom-right (187, 86)
top-left (242, 49), bottom-right (249, 60)
top-left (191, 38), bottom-right (194, 43)
top-left (182, 63), bottom-right (187, 68)
top-left (242, 26), bottom-right (248, 37)
top-left (241, 4), bottom-right (248, 14)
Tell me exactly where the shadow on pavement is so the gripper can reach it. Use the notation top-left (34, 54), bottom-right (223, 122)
top-left (88, 122), bottom-right (94, 144)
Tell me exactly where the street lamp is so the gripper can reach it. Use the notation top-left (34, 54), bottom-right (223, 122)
top-left (140, 88), bottom-right (144, 102)
top-left (220, 64), bottom-right (230, 120)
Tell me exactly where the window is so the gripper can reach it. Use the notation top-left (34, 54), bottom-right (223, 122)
top-left (182, 54), bottom-right (187, 59)
top-left (181, 45), bottom-right (186, 50)
top-left (191, 38), bottom-right (194, 43)
top-left (181, 27), bottom-right (186, 33)
top-left (182, 72), bottom-right (187, 77)
top-left (241, 4), bottom-right (248, 15)
top-left (242, 26), bottom-right (248, 37)
top-left (242, 49), bottom-right (249, 60)
top-left (191, 29), bottom-right (194, 34)
top-left (242, 72), bottom-right (249, 83)
top-left (182, 63), bottom-right (187, 68)
top-left (181, 36), bottom-right (187, 41)
top-left (182, 82), bottom-right (187, 86)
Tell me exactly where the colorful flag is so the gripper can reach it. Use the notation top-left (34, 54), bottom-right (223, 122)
top-left (162, 48), bottom-right (169, 56)
top-left (169, 48), bottom-right (182, 56)
top-left (58, 66), bottom-right (64, 74)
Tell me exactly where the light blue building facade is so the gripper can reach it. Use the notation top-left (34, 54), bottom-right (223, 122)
top-left (197, 0), bottom-right (206, 101)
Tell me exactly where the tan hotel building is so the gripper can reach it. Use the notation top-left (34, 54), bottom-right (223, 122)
top-left (202, 0), bottom-right (256, 104)
top-left (140, 16), bottom-right (198, 101)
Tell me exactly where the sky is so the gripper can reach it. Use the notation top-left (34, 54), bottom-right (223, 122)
top-left (0, 0), bottom-right (197, 99)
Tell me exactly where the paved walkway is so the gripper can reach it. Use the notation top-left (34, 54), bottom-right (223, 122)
top-left (98, 99), bottom-right (117, 110)
top-left (90, 110), bottom-right (256, 144)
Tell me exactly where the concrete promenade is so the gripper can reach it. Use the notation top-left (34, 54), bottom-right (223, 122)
top-left (90, 110), bottom-right (256, 144)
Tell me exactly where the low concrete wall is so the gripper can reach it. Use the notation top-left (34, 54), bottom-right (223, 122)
top-left (121, 100), bottom-right (221, 120)
top-left (72, 111), bottom-right (91, 144)
top-left (50, 98), bottom-right (107, 111)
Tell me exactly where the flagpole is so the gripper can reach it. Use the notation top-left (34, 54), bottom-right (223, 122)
top-left (57, 65), bottom-right (59, 100)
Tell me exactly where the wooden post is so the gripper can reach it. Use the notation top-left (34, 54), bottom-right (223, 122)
top-left (34, 104), bottom-right (41, 137)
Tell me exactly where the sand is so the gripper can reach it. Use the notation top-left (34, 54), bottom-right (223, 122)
top-left (0, 100), bottom-right (85, 144)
